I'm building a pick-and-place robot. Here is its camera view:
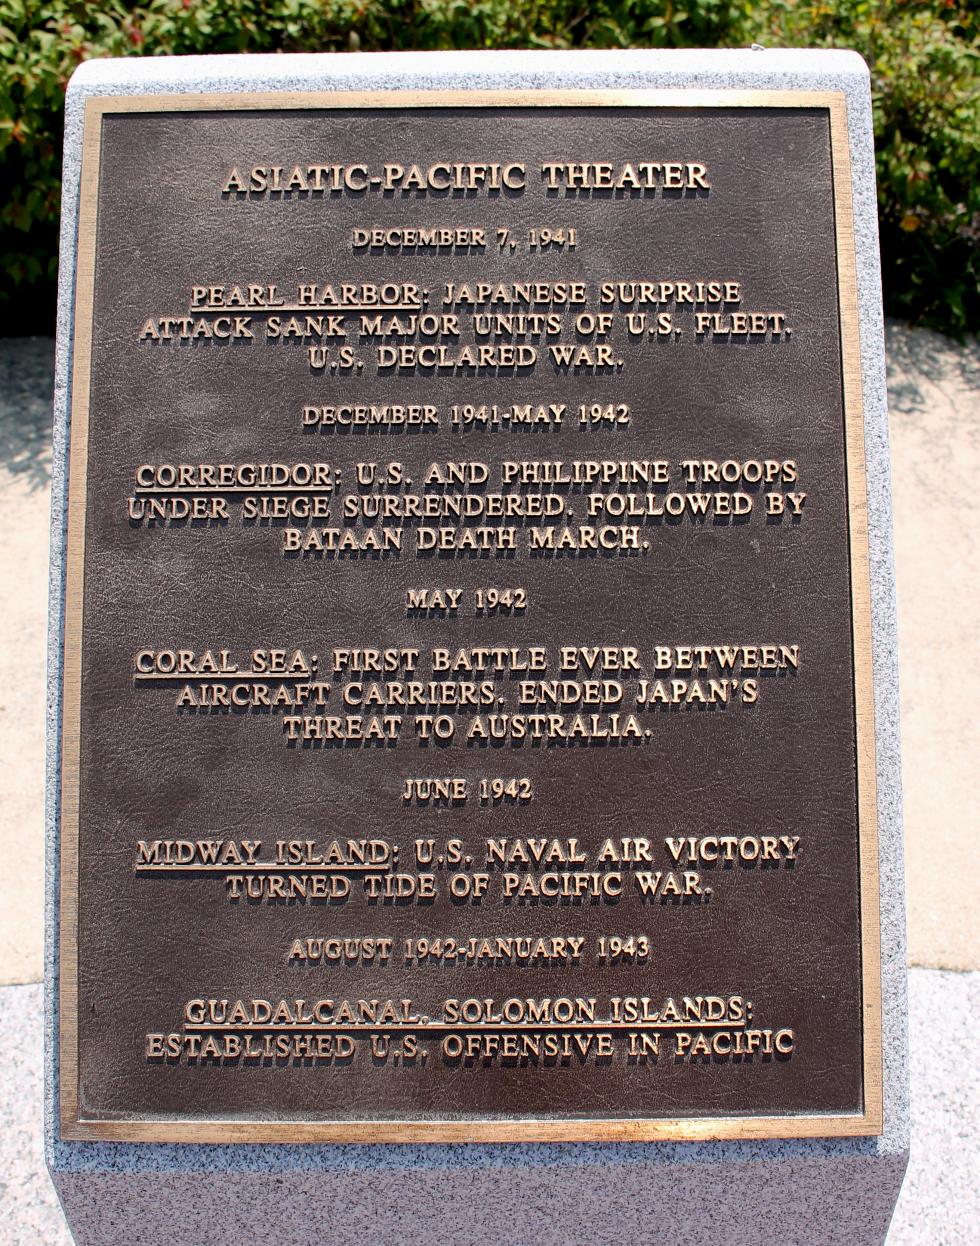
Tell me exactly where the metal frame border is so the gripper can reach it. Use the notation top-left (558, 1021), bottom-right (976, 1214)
top-left (59, 87), bottom-right (882, 1144)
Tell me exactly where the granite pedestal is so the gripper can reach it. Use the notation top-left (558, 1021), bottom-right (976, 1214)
top-left (46, 48), bottom-right (909, 1246)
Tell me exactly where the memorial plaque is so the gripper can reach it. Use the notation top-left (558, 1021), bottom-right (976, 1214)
top-left (58, 89), bottom-right (882, 1142)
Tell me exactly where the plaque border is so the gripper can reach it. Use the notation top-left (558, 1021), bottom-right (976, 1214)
top-left (59, 88), bottom-right (882, 1144)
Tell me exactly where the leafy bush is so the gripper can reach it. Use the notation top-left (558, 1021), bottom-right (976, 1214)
top-left (0, 0), bottom-right (976, 335)
top-left (737, 1), bottom-right (979, 338)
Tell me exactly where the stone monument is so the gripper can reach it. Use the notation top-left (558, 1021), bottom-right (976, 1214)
top-left (46, 48), bottom-right (908, 1245)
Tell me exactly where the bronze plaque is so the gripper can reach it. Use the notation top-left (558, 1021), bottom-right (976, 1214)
top-left (59, 90), bottom-right (882, 1142)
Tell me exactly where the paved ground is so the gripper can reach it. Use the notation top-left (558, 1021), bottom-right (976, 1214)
top-left (0, 339), bottom-right (52, 986)
top-left (0, 325), bottom-right (977, 1242)
top-left (886, 324), bottom-right (980, 970)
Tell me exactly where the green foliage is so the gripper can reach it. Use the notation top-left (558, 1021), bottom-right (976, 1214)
top-left (736, 1), bottom-right (979, 338)
top-left (0, 0), bottom-right (976, 334)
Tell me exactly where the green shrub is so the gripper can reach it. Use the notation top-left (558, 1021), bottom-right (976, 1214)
top-left (0, 0), bottom-right (976, 335)
top-left (737, 1), bottom-right (979, 338)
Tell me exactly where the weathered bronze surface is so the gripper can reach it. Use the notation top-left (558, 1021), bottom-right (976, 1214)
top-left (59, 91), bottom-right (881, 1142)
